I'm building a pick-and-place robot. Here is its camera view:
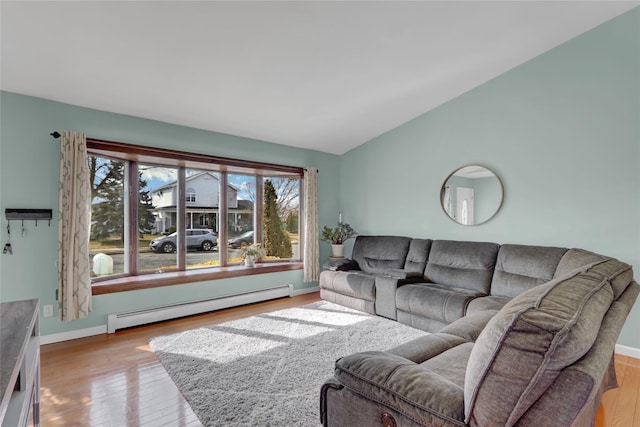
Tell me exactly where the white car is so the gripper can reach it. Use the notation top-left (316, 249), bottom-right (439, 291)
top-left (150, 229), bottom-right (218, 253)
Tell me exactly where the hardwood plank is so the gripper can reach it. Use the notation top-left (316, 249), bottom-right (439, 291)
top-left (40, 293), bottom-right (320, 426)
top-left (40, 292), bottom-right (640, 426)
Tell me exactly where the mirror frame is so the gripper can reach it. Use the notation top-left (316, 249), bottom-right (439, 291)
top-left (440, 164), bottom-right (504, 226)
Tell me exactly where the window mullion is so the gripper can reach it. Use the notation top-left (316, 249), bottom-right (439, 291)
top-left (128, 161), bottom-right (139, 274)
top-left (219, 172), bottom-right (228, 266)
top-left (177, 167), bottom-right (186, 270)
top-left (297, 177), bottom-right (304, 262)
top-left (255, 177), bottom-right (264, 245)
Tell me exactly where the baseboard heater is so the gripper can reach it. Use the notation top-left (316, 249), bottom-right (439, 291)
top-left (107, 284), bottom-right (293, 333)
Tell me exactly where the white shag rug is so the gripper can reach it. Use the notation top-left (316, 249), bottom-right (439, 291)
top-left (149, 300), bottom-right (427, 427)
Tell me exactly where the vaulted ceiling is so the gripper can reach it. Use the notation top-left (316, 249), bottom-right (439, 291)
top-left (2, 1), bottom-right (637, 154)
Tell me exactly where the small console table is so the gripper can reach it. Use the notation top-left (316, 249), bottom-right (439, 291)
top-left (0, 299), bottom-right (40, 426)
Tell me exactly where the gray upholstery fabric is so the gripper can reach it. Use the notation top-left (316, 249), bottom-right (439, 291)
top-left (464, 258), bottom-right (630, 426)
top-left (319, 270), bottom-right (376, 300)
top-left (319, 270), bottom-right (377, 314)
top-left (396, 283), bottom-right (483, 331)
top-left (424, 240), bottom-right (499, 294)
top-left (352, 235), bottom-right (412, 274)
top-left (553, 248), bottom-right (607, 278)
top-left (375, 275), bottom-right (422, 320)
top-left (439, 310), bottom-right (497, 342)
top-left (404, 238), bottom-right (433, 272)
top-left (490, 244), bottom-right (567, 298)
top-left (418, 343), bottom-right (474, 389)
top-left (389, 333), bottom-right (467, 364)
top-left (321, 378), bottom-right (449, 427)
top-left (397, 311), bottom-right (449, 333)
top-left (319, 289), bottom-right (375, 314)
top-left (517, 283), bottom-right (639, 426)
top-left (334, 351), bottom-right (467, 426)
top-left (465, 295), bottom-right (510, 314)
top-left (374, 275), bottom-right (407, 320)
top-left (323, 258), bottom-right (359, 271)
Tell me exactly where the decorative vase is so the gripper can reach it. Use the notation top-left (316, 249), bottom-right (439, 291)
top-left (331, 244), bottom-right (345, 258)
top-left (244, 256), bottom-right (255, 268)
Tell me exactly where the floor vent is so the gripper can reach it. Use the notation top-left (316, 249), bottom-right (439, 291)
top-left (107, 284), bottom-right (293, 333)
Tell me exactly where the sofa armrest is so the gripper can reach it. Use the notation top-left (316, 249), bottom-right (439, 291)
top-left (384, 268), bottom-right (424, 279)
top-left (335, 351), bottom-right (465, 425)
top-left (374, 274), bottom-right (423, 320)
top-left (323, 258), bottom-right (359, 271)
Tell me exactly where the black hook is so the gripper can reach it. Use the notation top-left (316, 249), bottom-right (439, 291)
top-left (50, 131), bottom-right (61, 139)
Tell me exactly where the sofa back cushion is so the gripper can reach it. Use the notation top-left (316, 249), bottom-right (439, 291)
top-left (490, 244), bottom-right (567, 298)
top-left (554, 248), bottom-right (607, 278)
top-left (403, 239), bottom-right (432, 273)
top-left (424, 240), bottom-right (499, 294)
top-left (464, 258), bottom-right (631, 426)
top-left (351, 235), bottom-right (412, 274)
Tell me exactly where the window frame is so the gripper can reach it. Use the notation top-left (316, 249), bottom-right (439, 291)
top-left (87, 138), bottom-right (304, 294)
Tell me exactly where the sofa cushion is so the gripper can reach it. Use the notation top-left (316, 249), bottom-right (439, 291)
top-left (334, 351), bottom-right (467, 426)
top-left (464, 258), bottom-right (629, 426)
top-left (319, 270), bottom-right (376, 301)
top-left (404, 238), bottom-right (432, 273)
top-left (490, 244), bottom-right (567, 298)
top-left (553, 248), bottom-right (607, 278)
top-left (351, 235), bottom-right (412, 274)
top-left (396, 283), bottom-right (484, 329)
top-left (465, 296), bottom-right (510, 314)
top-left (424, 240), bottom-right (499, 294)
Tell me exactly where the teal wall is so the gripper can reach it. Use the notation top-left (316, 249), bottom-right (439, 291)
top-left (0, 91), bottom-right (340, 335)
top-left (1, 9), bottom-right (638, 350)
top-left (340, 9), bottom-right (640, 348)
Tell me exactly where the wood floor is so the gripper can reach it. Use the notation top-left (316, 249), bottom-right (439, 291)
top-left (40, 292), bottom-right (640, 427)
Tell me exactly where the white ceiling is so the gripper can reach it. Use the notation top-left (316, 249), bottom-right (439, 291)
top-left (1, 1), bottom-right (638, 155)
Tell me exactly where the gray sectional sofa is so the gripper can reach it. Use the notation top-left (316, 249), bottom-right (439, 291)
top-left (319, 236), bottom-right (639, 426)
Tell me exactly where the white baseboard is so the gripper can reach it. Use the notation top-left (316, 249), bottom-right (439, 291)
top-left (40, 325), bottom-right (107, 345)
top-left (291, 286), bottom-right (319, 296)
top-left (41, 288), bottom-right (318, 344)
top-left (615, 344), bottom-right (640, 359)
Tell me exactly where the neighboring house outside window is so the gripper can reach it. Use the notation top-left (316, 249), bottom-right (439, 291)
top-left (186, 188), bottom-right (196, 203)
top-left (86, 139), bottom-right (303, 288)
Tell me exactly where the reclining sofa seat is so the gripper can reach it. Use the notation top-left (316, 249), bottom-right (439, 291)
top-left (319, 236), bottom-right (424, 315)
top-left (321, 254), bottom-right (640, 426)
top-left (395, 240), bottom-right (500, 331)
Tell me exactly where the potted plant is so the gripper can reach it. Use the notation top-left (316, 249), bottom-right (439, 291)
top-left (240, 243), bottom-right (266, 267)
top-left (321, 222), bottom-right (357, 258)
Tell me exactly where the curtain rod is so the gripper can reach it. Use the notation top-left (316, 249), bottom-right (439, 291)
top-left (50, 131), bottom-right (317, 173)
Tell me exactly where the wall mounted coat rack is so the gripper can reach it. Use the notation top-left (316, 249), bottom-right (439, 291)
top-left (5, 208), bottom-right (53, 225)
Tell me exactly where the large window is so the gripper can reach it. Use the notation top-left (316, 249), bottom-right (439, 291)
top-left (87, 139), bottom-right (303, 284)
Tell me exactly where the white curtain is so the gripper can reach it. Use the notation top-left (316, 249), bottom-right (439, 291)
top-left (303, 168), bottom-right (319, 282)
top-left (58, 131), bottom-right (92, 321)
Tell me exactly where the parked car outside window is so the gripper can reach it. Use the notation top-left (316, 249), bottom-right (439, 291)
top-left (150, 229), bottom-right (218, 253)
top-left (228, 230), bottom-right (254, 249)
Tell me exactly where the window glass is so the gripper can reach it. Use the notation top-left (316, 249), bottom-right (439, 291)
top-left (262, 176), bottom-right (300, 260)
top-left (87, 139), bottom-right (303, 283)
top-left (88, 155), bottom-right (126, 277)
top-left (185, 169), bottom-right (220, 270)
top-left (227, 174), bottom-right (256, 264)
top-left (139, 164), bottom-right (179, 273)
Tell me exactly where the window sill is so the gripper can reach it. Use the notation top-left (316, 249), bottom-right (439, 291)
top-left (91, 262), bottom-right (304, 295)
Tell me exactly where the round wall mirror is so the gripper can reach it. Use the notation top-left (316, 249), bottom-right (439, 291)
top-left (440, 165), bottom-right (504, 226)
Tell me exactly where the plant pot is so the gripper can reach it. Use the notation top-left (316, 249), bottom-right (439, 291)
top-left (331, 244), bottom-right (345, 258)
top-left (244, 257), bottom-right (255, 268)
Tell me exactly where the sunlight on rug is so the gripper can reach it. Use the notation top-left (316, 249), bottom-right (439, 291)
top-left (150, 300), bottom-right (427, 426)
